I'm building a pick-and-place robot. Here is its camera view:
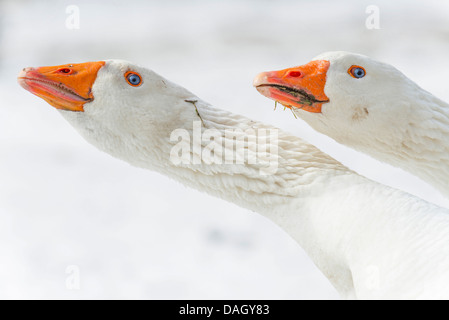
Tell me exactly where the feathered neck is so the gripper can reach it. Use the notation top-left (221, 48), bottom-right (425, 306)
top-left (62, 98), bottom-right (352, 213)
top-left (400, 93), bottom-right (449, 196)
top-left (357, 90), bottom-right (449, 197)
top-left (60, 97), bottom-right (449, 299)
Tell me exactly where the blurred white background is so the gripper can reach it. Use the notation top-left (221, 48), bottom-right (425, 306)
top-left (1, 0), bottom-right (448, 299)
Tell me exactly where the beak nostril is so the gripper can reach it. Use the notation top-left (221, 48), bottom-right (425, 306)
top-left (57, 68), bottom-right (73, 74)
top-left (288, 71), bottom-right (302, 78)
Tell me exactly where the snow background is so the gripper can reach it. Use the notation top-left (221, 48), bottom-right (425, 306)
top-left (1, 0), bottom-right (449, 299)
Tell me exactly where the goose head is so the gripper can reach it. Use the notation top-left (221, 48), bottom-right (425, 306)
top-left (18, 60), bottom-right (199, 128)
top-left (253, 51), bottom-right (427, 163)
top-left (18, 60), bottom-right (201, 165)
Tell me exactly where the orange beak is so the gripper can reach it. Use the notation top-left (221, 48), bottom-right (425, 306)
top-left (253, 60), bottom-right (330, 113)
top-left (18, 61), bottom-right (105, 112)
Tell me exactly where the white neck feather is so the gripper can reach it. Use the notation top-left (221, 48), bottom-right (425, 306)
top-left (352, 90), bottom-right (449, 198)
top-left (393, 93), bottom-right (449, 196)
top-left (61, 97), bottom-right (449, 299)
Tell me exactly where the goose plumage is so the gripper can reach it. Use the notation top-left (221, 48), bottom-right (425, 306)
top-left (18, 59), bottom-right (449, 299)
top-left (254, 51), bottom-right (449, 198)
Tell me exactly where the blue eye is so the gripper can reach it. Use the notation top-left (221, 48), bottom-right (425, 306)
top-left (125, 71), bottom-right (142, 86)
top-left (349, 66), bottom-right (366, 79)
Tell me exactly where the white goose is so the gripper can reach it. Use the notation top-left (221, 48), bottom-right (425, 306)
top-left (18, 60), bottom-right (449, 299)
top-left (254, 51), bottom-right (449, 197)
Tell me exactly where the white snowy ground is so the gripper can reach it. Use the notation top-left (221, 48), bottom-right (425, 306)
top-left (0, 0), bottom-right (448, 299)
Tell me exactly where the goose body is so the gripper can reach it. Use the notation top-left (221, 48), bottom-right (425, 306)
top-left (254, 51), bottom-right (449, 197)
top-left (18, 60), bottom-right (449, 299)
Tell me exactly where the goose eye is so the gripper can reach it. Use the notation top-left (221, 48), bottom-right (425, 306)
top-left (125, 71), bottom-right (142, 87)
top-left (348, 66), bottom-right (366, 79)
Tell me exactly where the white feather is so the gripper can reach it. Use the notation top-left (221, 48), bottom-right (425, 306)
top-left (59, 60), bottom-right (449, 299)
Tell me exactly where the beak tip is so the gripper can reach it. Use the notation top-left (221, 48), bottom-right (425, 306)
top-left (18, 69), bottom-right (27, 78)
top-left (17, 67), bottom-right (33, 89)
top-left (253, 72), bottom-right (268, 88)
top-left (18, 67), bottom-right (35, 79)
